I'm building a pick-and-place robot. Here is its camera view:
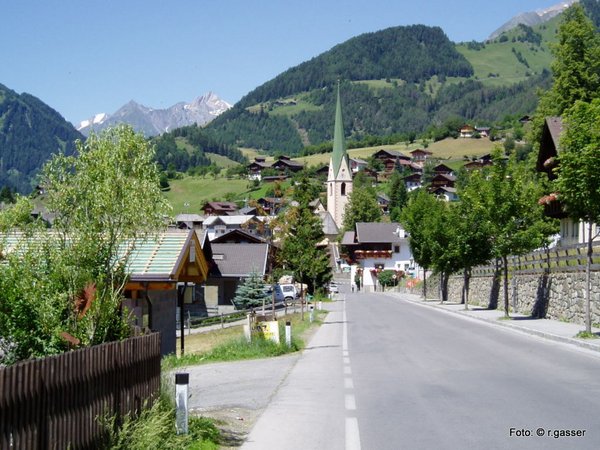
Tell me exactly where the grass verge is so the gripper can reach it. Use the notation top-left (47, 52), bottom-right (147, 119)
top-left (103, 395), bottom-right (220, 450)
top-left (163, 310), bottom-right (327, 371)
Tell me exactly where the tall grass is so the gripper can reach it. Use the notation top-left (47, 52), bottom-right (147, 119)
top-left (102, 376), bottom-right (221, 449)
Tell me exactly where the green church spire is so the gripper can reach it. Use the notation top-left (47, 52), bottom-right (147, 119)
top-left (331, 83), bottom-right (347, 177)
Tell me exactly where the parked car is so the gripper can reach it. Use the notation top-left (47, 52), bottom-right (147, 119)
top-left (280, 284), bottom-right (298, 302)
top-left (263, 284), bottom-right (298, 305)
top-left (328, 282), bottom-right (339, 294)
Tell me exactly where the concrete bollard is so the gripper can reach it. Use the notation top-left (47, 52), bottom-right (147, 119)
top-left (309, 305), bottom-right (314, 323)
top-left (285, 321), bottom-right (292, 347)
top-left (175, 373), bottom-right (189, 435)
top-left (244, 314), bottom-right (252, 343)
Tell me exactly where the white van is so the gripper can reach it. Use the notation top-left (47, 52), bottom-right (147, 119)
top-left (264, 283), bottom-right (297, 304)
top-left (279, 284), bottom-right (298, 301)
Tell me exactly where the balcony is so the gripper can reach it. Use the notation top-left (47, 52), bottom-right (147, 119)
top-left (353, 250), bottom-right (393, 260)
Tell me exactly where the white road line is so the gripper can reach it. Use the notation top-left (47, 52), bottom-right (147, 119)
top-left (343, 308), bottom-right (348, 352)
top-left (343, 356), bottom-right (350, 365)
top-left (344, 377), bottom-right (354, 389)
top-left (346, 417), bottom-right (362, 450)
top-left (345, 394), bottom-right (356, 410)
top-left (344, 365), bottom-right (352, 375)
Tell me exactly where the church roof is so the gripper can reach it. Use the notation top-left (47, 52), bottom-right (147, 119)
top-left (331, 84), bottom-right (348, 177)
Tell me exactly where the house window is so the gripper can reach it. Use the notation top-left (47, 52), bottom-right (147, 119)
top-left (341, 182), bottom-right (346, 196)
top-left (394, 245), bottom-right (400, 253)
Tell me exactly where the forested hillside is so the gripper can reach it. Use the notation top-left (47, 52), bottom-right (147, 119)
top-left (205, 24), bottom-right (556, 154)
top-left (151, 123), bottom-right (247, 173)
top-left (0, 84), bottom-right (83, 193)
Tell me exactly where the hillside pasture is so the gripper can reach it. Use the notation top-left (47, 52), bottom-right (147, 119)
top-left (295, 137), bottom-right (497, 168)
top-left (163, 176), bottom-right (249, 213)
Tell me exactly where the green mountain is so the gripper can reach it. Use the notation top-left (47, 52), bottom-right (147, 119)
top-left (206, 22), bottom-right (560, 155)
top-left (0, 84), bottom-right (83, 193)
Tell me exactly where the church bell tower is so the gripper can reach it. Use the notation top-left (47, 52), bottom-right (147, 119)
top-left (327, 84), bottom-right (352, 229)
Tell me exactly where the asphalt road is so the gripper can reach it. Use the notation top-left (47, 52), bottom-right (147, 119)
top-left (187, 282), bottom-right (600, 449)
top-left (346, 289), bottom-right (600, 449)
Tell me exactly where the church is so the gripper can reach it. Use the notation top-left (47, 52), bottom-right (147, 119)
top-left (327, 85), bottom-right (352, 229)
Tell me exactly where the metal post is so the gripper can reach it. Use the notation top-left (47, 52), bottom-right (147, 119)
top-left (309, 305), bottom-right (314, 323)
top-left (175, 373), bottom-right (189, 435)
top-left (285, 321), bottom-right (292, 347)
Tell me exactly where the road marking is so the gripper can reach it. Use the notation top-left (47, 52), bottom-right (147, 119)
top-left (345, 394), bottom-right (356, 410)
top-left (343, 311), bottom-right (348, 352)
top-left (344, 365), bottom-right (352, 375)
top-left (346, 417), bottom-right (361, 450)
top-left (343, 356), bottom-right (350, 365)
top-left (344, 377), bottom-right (354, 389)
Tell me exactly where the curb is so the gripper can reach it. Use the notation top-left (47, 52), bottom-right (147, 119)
top-left (400, 295), bottom-right (600, 353)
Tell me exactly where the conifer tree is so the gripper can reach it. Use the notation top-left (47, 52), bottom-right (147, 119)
top-left (233, 271), bottom-right (268, 309)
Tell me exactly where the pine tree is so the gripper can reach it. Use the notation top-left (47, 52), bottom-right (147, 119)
top-left (233, 271), bottom-right (268, 309)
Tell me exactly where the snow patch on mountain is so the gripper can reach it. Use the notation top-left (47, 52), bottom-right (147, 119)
top-left (488, 0), bottom-right (578, 41)
top-left (77, 92), bottom-right (232, 137)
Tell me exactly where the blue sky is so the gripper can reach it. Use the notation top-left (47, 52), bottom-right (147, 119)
top-left (1, 0), bottom-right (558, 125)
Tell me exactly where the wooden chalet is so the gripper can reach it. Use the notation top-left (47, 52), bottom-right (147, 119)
top-left (431, 186), bottom-right (458, 202)
top-left (536, 116), bottom-right (566, 219)
top-left (122, 230), bottom-right (209, 355)
top-left (409, 148), bottom-right (433, 164)
top-left (0, 230), bottom-right (210, 356)
top-left (201, 201), bottom-right (238, 216)
top-left (433, 164), bottom-right (453, 175)
top-left (247, 157), bottom-right (271, 180)
top-left (404, 173), bottom-right (422, 191)
top-left (430, 173), bottom-right (456, 189)
top-left (459, 125), bottom-right (475, 138)
top-left (271, 155), bottom-right (304, 173)
top-left (372, 149), bottom-right (411, 162)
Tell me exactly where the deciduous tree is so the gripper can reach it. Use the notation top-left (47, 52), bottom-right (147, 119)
top-left (555, 99), bottom-right (600, 333)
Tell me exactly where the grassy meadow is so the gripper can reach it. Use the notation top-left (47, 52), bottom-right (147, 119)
top-left (163, 137), bottom-right (498, 211)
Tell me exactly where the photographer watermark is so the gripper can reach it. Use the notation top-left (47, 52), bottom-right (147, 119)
top-left (509, 427), bottom-right (586, 439)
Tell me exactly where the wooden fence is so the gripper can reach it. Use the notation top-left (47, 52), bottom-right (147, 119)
top-left (471, 242), bottom-right (600, 276)
top-left (0, 332), bottom-right (161, 449)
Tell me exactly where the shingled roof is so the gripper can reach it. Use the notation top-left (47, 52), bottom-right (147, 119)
top-left (210, 243), bottom-right (270, 277)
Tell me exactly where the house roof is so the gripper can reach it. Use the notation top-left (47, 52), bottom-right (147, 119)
top-left (318, 211), bottom-right (339, 236)
top-left (238, 206), bottom-right (258, 215)
top-left (546, 117), bottom-right (564, 148)
top-left (203, 215), bottom-right (260, 227)
top-left (355, 222), bottom-right (404, 244)
top-left (536, 116), bottom-right (564, 177)
top-left (210, 243), bottom-right (270, 277)
top-left (211, 229), bottom-right (265, 244)
top-left (124, 230), bottom-right (208, 282)
top-left (432, 186), bottom-right (457, 194)
top-left (431, 173), bottom-right (456, 182)
top-left (341, 231), bottom-right (356, 246)
top-left (409, 149), bottom-right (433, 156)
top-left (434, 164), bottom-right (453, 173)
top-left (2, 230), bottom-right (209, 286)
top-left (373, 149), bottom-right (410, 160)
top-left (404, 173), bottom-right (422, 181)
top-left (272, 159), bottom-right (304, 169)
top-left (201, 201), bottom-right (238, 213)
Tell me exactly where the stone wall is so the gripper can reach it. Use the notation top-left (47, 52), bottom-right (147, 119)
top-left (429, 271), bottom-right (600, 327)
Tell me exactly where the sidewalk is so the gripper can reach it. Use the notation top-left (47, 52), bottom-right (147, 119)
top-left (394, 292), bottom-right (600, 353)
